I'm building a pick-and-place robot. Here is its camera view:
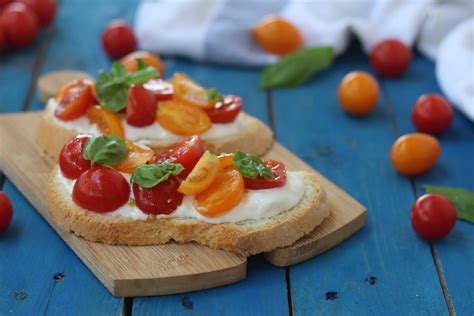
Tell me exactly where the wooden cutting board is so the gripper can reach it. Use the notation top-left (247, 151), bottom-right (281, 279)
top-left (0, 112), bottom-right (366, 297)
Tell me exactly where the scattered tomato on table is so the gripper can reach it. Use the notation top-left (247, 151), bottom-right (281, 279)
top-left (0, 192), bottom-right (13, 234)
top-left (370, 39), bottom-right (412, 77)
top-left (411, 194), bottom-right (456, 240)
top-left (101, 20), bottom-right (136, 59)
top-left (390, 133), bottom-right (441, 176)
top-left (412, 94), bottom-right (453, 135)
top-left (254, 16), bottom-right (303, 56)
top-left (19, 0), bottom-right (56, 26)
top-left (0, 2), bottom-right (38, 48)
top-left (337, 71), bottom-right (379, 116)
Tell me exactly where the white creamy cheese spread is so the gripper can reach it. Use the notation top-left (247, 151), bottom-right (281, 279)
top-left (57, 168), bottom-right (305, 224)
top-left (46, 98), bottom-right (242, 144)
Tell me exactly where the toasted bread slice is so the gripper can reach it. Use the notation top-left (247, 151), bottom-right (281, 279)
top-left (46, 168), bottom-right (329, 256)
top-left (37, 105), bottom-right (274, 159)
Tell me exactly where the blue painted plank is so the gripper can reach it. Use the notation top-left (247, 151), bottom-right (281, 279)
top-left (382, 56), bottom-right (474, 314)
top-left (271, 46), bottom-right (447, 314)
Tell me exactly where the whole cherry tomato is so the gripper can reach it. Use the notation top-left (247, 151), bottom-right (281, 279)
top-left (19, 0), bottom-right (57, 26)
top-left (121, 51), bottom-right (165, 77)
top-left (152, 136), bottom-right (205, 177)
top-left (411, 194), bottom-right (456, 240)
top-left (0, 192), bottom-right (13, 234)
top-left (337, 71), bottom-right (379, 116)
top-left (133, 176), bottom-right (183, 215)
top-left (0, 23), bottom-right (5, 50)
top-left (412, 94), bottom-right (453, 135)
top-left (143, 79), bottom-right (174, 102)
top-left (254, 16), bottom-right (303, 56)
top-left (72, 165), bottom-right (130, 213)
top-left (59, 136), bottom-right (91, 179)
top-left (55, 80), bottom-right (96, 121)
top-left (206, 95), bottom-right (242, 123)
top-left (243, 160), bottom-right (287, 190)
top-left (0, 3), bottom-right (38, 49)
top-left (390, 133), bottom-right (441, 176)
top-left (101, 20), bottom-right (136, 59)
top-left (126, 85), bottom-right (157, 127)
top-left (370, 39), bottom-right (412, 77)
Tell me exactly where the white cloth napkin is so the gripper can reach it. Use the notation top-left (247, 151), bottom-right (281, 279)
top-left (135, 0), bottom-right (474, 120)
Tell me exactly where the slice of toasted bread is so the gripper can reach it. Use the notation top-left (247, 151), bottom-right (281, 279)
top-left (46, 168), bottom-right (329, 256)
top-left (36, 106), bottom-right (274, 159)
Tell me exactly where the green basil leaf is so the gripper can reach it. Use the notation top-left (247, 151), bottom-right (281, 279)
top-left (83, 135), bottom-right (128, 167)
top-left (132, 163), bottom-right (184, 188)
top-left (136, 58), bottom-right (148, 71)
top-left (260, 46), bottom-right (334, 89)
top-left (232, 150), bottom-right (272, 179)
top-left (206, 88), bottom-right (223, 102)
top-left (424, 185), bottom-right (474, 224)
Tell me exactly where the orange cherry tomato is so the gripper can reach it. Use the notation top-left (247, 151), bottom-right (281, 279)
top-left (55, 80), bottom-right (96, 121)
top-left (87, 105), bottom-right (124, 138)
top-left (114, 140), bottom-right (154, 174)
top-left (157, 100), bottom-right (212, 136)
top-left (253, 16), bottom-right (303, 56)
top-left (195, 169), bottom-right (244, 218)
top-left (121, 51), bottom-right (165, 77)
top-left (390, 133), bottom-right (441, 176)
top-left (178, 150), bottom-right (220, 195)
top-left (217, 153), bottom-right (234, 169)
top-left (337, 71), bottom-right (379, 116)
top-left (171, 73), bottom-right (214, 110)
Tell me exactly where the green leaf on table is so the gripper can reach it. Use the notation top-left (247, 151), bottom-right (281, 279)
top-left (131, 163), bottom-right (184, 188)
top-left (95, 60), bottom-right (160, 112)
top-left (260, 46), bottom-right (334, 89)
top-left (424, 185), bottom-right (474, 223)
top-left (233, 150), bottom-right (272, 179)
top-left (83, 135), bottom-right (128, 167)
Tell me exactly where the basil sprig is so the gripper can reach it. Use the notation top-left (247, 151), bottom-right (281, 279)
top-left (232, 150), bottom-right (272, 179)
top-left (83, 135), bottom-right (128, 167)
top-left (260, 46), bottom-right (334, 89)
top-left (132, 163), bottom-right (184, 188)
top-left (206, 88), bottom-right (223, 102)
top-left (95, 59), bottom-right (160, 112)
top-left (424, 185), bottom-right (474, 224)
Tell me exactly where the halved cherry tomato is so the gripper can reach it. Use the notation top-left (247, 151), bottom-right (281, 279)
top-left (253, 16), bottom-right (303, 56)
top-left (196, 169), bottom-right (244, 218)
top-left (133, 177), bottom-right (183, 215)
top-left (152, 135), bottom-right (205, 176)
top-left (157, 100), bottom-right (212, 136)
top-left (172, 73), bottom-right (214, 110)
top-left (143, 79), bottom-right (174, 101)
top-left (72, 165), bottom-right (130, 213)
top-left (126, 85), bottom-right (157, 127)
top-left (178, 151), bottom-right (221, 195)
top-left (121, 51), bottom-right (165, 77)
top-left (217, 153), bottom-right (234, 169)
top-left (243, 160), bottom-right (287, 190)
top-left (87, 105), bottom-right (124, 137)
top-left (114, 140), bottom-right (154, 174)
top-left (206, 95), bottom-right (242, 123)
top-left (55, 80), bottom-right (96, 121)
top-left (59, 135), bottom-right (91, 179)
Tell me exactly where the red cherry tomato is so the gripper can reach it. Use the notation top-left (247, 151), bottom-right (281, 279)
top-left (412, 94), bottom-right (453, 135)
top-left (143, 79), bottom-right (174, 101)
top-left (0, 23), bottom-right (6, 50)
top-left (243, 160), bottom-right (287, 190)
top-left (19, 0), bottom-right (56, 26)
top-left (206, 95), bottom-right (242, 123)
top-left (126, 85), bottom-right (157, 127)
top-left (0, 3), bottom-right (38, 49)
top-left (0, 192), bottom-right (13, 234)
top-left (59, 136), bottom-right (91, 179)
top-left (72, 165), bottom-right (130, 213)
top-left (101, 20), bottom-right (136, 59)
top-left (370, 39), bottom-right (412, 77)
top-left (411, 194), bottom-right (456, 240)
top-left (152, 136), bottom-right (205, 177)
top-left (55, 80), bottom-right (96, 121)
top-left (133, 177), bottom-right (183, 215)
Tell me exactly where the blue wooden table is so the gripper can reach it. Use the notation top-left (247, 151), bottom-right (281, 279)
top-left (0, 1), bottom-right (473, 315)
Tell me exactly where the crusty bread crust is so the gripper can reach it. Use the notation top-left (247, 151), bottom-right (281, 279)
top-left (36, 110), bottom-right (274, 159)
top-left (46, 168), bottom-right (329, 256)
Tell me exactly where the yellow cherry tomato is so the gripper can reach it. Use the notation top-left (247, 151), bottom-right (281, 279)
top-left (87, 105), bottom-right (124, 137)
top-left (253, 16), bottom-right (303, 56)
top-left (114, 140), bottom-right (154, 174)
top-left (217, 153), bottom-right (234, 169)
top-left (390, 133), bottom-right (441, 176)
top-left (156, 100), bottom-right (212, 136)
top-left (171, 73), bottom-right (214, 110)
top-left (178, 150), bottom-right (221, 195)
top-left (337, 71), bottom-right (379, 116)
